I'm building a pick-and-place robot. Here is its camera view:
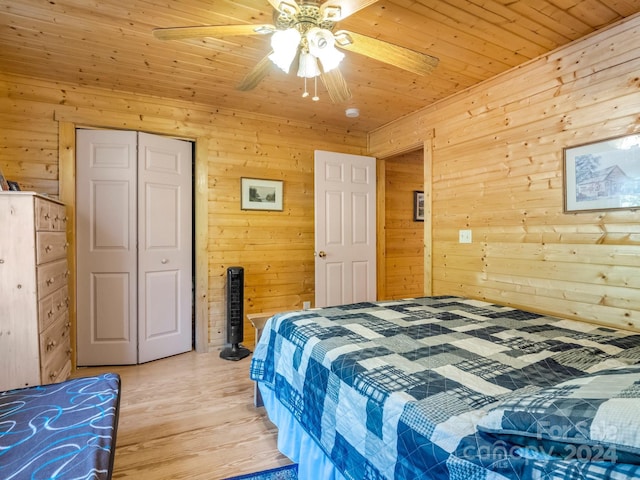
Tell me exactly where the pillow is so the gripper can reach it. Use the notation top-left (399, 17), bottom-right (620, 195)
top-left (476, 364), bottom-right (640, 464)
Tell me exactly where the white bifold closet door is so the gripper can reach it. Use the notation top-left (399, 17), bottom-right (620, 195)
top-left (76, 129), bottom-right (192, 365)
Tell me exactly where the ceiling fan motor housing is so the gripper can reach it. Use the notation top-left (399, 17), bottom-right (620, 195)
top-left (274, 2), bottom-right (337, 34)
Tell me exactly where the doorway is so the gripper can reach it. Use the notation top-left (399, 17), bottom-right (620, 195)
top-left (75, 129), bottom-right (193, 365)
top-left (383, 148), bottom-right (425, 299)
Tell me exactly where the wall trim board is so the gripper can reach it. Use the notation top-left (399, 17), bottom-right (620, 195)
top-left (376, 158), bottom-right (387, 300)
top-left (423, 138), bottom-right (433, 296)
top-left (58, 121), bottom-right (77, 368)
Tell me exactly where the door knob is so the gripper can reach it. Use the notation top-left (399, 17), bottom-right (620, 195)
top-left (318, 251), bottom-right (327, 258)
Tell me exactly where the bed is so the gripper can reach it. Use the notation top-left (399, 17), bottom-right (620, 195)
top-left (0, 373), bottom-right (121, 480)
top-left (250, 296), bottom-right (640, 480)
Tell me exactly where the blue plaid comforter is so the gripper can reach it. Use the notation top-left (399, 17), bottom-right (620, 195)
top-left (249, 296), bottom-right (640, 480)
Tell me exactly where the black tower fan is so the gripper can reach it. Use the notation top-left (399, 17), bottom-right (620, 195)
top-left (220, 266), bottom-right (251, 361)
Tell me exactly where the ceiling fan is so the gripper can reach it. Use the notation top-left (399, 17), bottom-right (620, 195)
top-left (152, 0), bottom-right (439, 103)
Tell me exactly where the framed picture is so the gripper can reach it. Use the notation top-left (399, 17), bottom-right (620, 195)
top-left (241, 177), bottom-right (283, 211)
top-left (7, 180), bottom-right (21, 191)
top-left (413, 190), bottom-right (425, 221)
top-left (0, 169), bottom-right (9, 191)
top-left (564, 133), bottom-right (640, 212)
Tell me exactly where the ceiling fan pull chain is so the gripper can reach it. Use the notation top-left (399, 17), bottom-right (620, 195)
top-left (302, 76), bottom-right (309, 98)
top-left (312, 76), bottom-right (320, 102)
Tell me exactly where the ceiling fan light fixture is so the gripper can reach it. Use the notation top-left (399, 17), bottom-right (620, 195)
top-left (298, 51), bottom-right (321, 78)
top-left (269, 28), bottom-right (301, 73)
top-left (307, 28), bottom-right (344, 73)
top-left (319, 47), bottom-right (344, 73)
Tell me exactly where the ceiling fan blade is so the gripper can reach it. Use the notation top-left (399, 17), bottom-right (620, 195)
top-left (153, 24), bottom-right (275, 41)
top-left (334, 30), bottom-right (439, 76)
top-left (237, 53), bottom-right (274, 91)
top-left (320, 68), bottom-right (352, 104)
top-left (320, 0), bottom-right (378, 21)
top-left (268, 0), bottom-right (300, 15)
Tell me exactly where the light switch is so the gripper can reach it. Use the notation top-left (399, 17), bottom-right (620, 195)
top-left (459, 229), bottom-right (472, 243)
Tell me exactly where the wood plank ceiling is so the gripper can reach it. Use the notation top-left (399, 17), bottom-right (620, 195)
top-left (2, 0), bottom-right (640, 133)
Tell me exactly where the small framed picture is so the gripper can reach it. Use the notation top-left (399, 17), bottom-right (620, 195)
top-left (564, 133), bottom-right (640, 212)
top-left (241, 177), bottom-right (283, 211)
top-left (413, 190), bottom-right (425, 221)
top-left (7, 181), bottom-right (21, 191)
top-left (0, 169), bottom-right (9, 191)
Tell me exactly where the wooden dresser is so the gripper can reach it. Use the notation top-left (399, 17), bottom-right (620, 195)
top-left (0, 192), bottom-right (71, 390)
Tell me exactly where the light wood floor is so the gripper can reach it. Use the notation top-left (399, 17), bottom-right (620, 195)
top-left (74, 350), bottom-right (290, 479)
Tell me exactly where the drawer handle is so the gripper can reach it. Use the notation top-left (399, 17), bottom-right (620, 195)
top-left (47, 339), bottom-right (57, 350)
top-left (49, 370), bottom-right (58, 380)
top-left (45, 245), bottom-right (53, 252)
top-left (48, 309), bottom-right (54, 318)
top-left (46, 277), bottom-right (55, 286)
top-left (64, 271), bottom-right (70, 278)
top-left (44, 213), bottom-right (50, 220)
top-left (64, 242), bottom-right (69, 250)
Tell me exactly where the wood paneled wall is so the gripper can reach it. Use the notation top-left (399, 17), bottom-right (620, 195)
top-left (370, 15), bottom-right (640, 331)
top-left (0, 73), bottom-right (367, 351)
top-left (383, 150), bottom-right (424, 299)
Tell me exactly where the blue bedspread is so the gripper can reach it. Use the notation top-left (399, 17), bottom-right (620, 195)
top-left (0, 373), bottom-right (121, 480)
top-left (249, 297), bottom-right (640, 480)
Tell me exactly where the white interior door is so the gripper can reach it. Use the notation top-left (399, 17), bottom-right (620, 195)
top-left (137, 132), bottom-right (192, 363)
top-left (77, 130), bottom-right (138, 365)
top-left (314, 150), bottom-right (377, 307)
top-left (76, 129), bottom-right (192, 366)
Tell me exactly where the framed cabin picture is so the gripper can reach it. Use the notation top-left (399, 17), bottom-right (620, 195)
top-left (564, 133), bottom-right (640, 212)
top-left (413, 190), bottom-right (425, 221)
top-left (241, 177), bottom-right (283, 211)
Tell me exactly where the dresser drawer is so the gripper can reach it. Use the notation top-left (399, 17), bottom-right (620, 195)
top-left (40, 312), bottom-right (71, 381)
top-left (42, 353), bottom-right (72, 385)
top-left (37, 259), bottom-right (69, 298)
top-left (38, 285), bottom-right (69, 333)
top-left (35, 197), bottom-right (67, 232)
top-left (36, 232), bottom-right (68, 265)
top-left (50, 203), bottom-right (68, 232)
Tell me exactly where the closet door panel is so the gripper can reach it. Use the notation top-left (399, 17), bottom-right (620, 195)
top-left (137, 132), bottom-right (192, 364)
top-left (76, 129), bottom-right (138, 365)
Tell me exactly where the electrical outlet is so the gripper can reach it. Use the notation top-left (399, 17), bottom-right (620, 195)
top-left (303, 301), bottom-right (311, 310)
top-left (459, 229), bottom-right (472, 244)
